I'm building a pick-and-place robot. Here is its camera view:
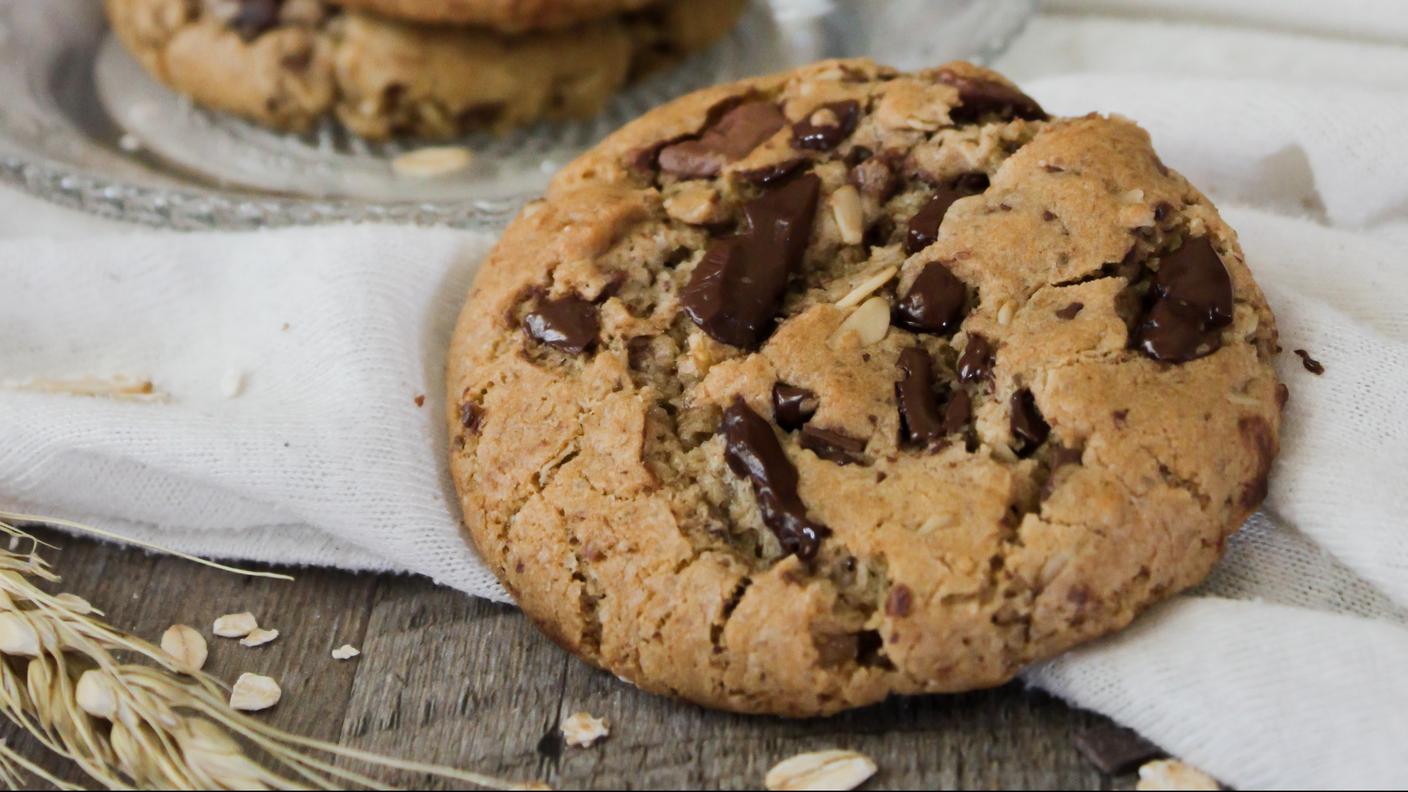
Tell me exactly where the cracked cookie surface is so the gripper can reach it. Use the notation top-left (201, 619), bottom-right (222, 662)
top-left (103, 0), bottom-right (745, 139)
top-left (330, 0), bottom-right (659, 32)
top-left (446, 59), bottom-right (1283, 716)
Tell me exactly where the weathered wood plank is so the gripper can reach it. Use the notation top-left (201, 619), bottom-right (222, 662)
top-left (0, 532), bottom-right (1143, 790)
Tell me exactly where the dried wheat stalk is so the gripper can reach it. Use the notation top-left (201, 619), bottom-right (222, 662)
top-left (0, 513), bottom-right (543, 791)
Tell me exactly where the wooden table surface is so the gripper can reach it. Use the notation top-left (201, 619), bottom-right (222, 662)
top-left (4, 528), bottom-right (1144, 790)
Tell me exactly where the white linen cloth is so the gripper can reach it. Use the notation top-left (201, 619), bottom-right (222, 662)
top-left (3, 1), bottom-right (1408, 788)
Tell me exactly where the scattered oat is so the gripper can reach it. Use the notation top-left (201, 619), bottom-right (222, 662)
top-left (212, 612), bottom-right (258, 638)
top-left (765, 749), bottom-right (877, 791)
top-left (830, 296), bottom-right (890, 348)
top-left (0, 613), bottom-right (41, 656)
top-left (239, 628), bottom-right (279, 648)
top-left (560, 712), bottom-right (610, 748)
top-left (331, 644), bottom-right (360, 660)
top-left (230, 673), bottom-right (281, 712)
top-left (1136, 759), bottom-right (1219, 791)
top-left (6, 536), bottom-right (17, 551)
top-left (221, 368), bottom-right (245, 398)
top-left (835, 266), bottom-right (897, 309)
top-left (161, 624), bottom-right (208, 671)
top-left (391, 146), bottom-right (473, 178)
top-left (996, 300), bottom-right (1017, 326)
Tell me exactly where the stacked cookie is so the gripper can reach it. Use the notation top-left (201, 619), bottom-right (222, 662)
top-left (104, 0), bottom-right (748, 139)
top-left (446, 60), bottom-right (1284, 716)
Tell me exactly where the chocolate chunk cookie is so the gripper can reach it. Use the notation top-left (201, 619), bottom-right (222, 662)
top-left (329, 0), bottom-right (657, 33)
top-left (446, 59), bottom-right (1283, 716)
top-left (103, 0), bottom-right (745, 138)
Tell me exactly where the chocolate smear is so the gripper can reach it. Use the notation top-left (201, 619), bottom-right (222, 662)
top-left (722, 397), bottom-right (829, 559)
top-left (935, 69), bottom-right (1047, 123)
top-left (1294, 349), bottom-right (1325, 375)
top-left (772, 383), bottom-right (818, 431)
top-left (522, 295), bottom-right (599, 355)
top-left (681, 174), bottom-right (821, 348)
top-left (792, 101), bottom-right (860, 151)
top-left (1009, 388), bottom-right (1050, 457)
top-left (800, 425), bottom-right (867, 465)
top-left (1134, 237), bottom-right (1234, 363)
top-left (658, 101), bottom-right (787, 179)
top-left (893, 262), bottom-right (967, 335)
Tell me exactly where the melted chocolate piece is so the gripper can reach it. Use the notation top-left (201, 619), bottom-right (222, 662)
top-left (737, 158), bottom-right (806, 186)
top-left (800, 425), bottom-right (867, 465)
top-left (772, 383), bottom-right (818, 431)
top-left (522, 295), bottom-right (599, 355)
top-left (721, 397), bottom-right (829, 559)
top-left (896, 347), bottom-right (946, 447)
top-left (658, 101), bottom-right (787, 178)
top-left (942, 388), bottom-right (972, 436)
top-left (1294, 349), bottom-right (1325, 375)
top-left (1134, 237), bottom-right (1234, 363)
top-left (904, 174), bottom-right (988, 254)
top-left (1056, 302), bottom-right (1084, 320)
top-left (1009, 388), bottom-right (1050, 457)
top-left (231, 0), bottom-right (283, 41)
top-left (680, 174), bottom-right (821, 348)
top-left (791, 100), bottom-right (860, 151)
top-left (957, 334), bottom-right (995, 384)
top-left (935, 68), bottom-right (1048, 123)
top-left (893, 262), bottom-right (966, 335)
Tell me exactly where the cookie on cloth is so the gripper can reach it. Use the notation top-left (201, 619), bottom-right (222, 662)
top-left (446, 59), bottom-right (1283, 716)
top-left (102, 0), bottom-right (746, 139)
top-left (329, 0), bottom-right (658, 33)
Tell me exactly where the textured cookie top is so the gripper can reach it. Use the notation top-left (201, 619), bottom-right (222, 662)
top-left (447, 59), bottom-right (1283, 716)
top-left (329, 0), bottom-right (658, 32)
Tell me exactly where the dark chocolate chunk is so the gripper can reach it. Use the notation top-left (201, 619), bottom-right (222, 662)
top-left (1074, 725), bottom-right (1164, 775)
top-left (772, 383), bottom-right (818, 431)
top-left (893, 262), bottom-right (966, 335)
top-left (721, 397), bottom-right (829, 559)
top-left (231, 0), bottom-right (282, 41)
top-left (1294, 349), bottom-right (1325, 375)
top-left (957, 333), bottom-right (995, 384)
top-left (800, 425), bottom-right (867, 465)
top-left (1009, 388), bottom-right (1050, 457)
top-left (905, 191), bottom-right (959, 254)
top-left (1134, 237), bottom-right (1234, 363)
top-left (1056, 302), bottom-right (1084, 320)
top-left (935, 68), bottom-right (1047, 123)
top-left (942, 388), bottom-right (971, 436)
top-left (737, 158), bottom-right (807, 186)
top-left (896, 347), bottom-right (946, 447)
top-left (522, 295), bottom-right (600, 355)
top-left (792, 100), bottom-right (860, 151)
top-left (658, 101), bottom-right (787, 178)
top-left (680, 174), bottom-right (821, 348)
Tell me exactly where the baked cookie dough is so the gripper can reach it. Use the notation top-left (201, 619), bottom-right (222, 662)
top-left (446, 59), bottom-right (1283, 716)
top-left (103, 0), bottom-right (746, 139)
top-left (329, 0), bottom-right (658, 33)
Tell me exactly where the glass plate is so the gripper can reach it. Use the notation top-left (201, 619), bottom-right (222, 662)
top-left (0, 0), bottom-right (1036, 230)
